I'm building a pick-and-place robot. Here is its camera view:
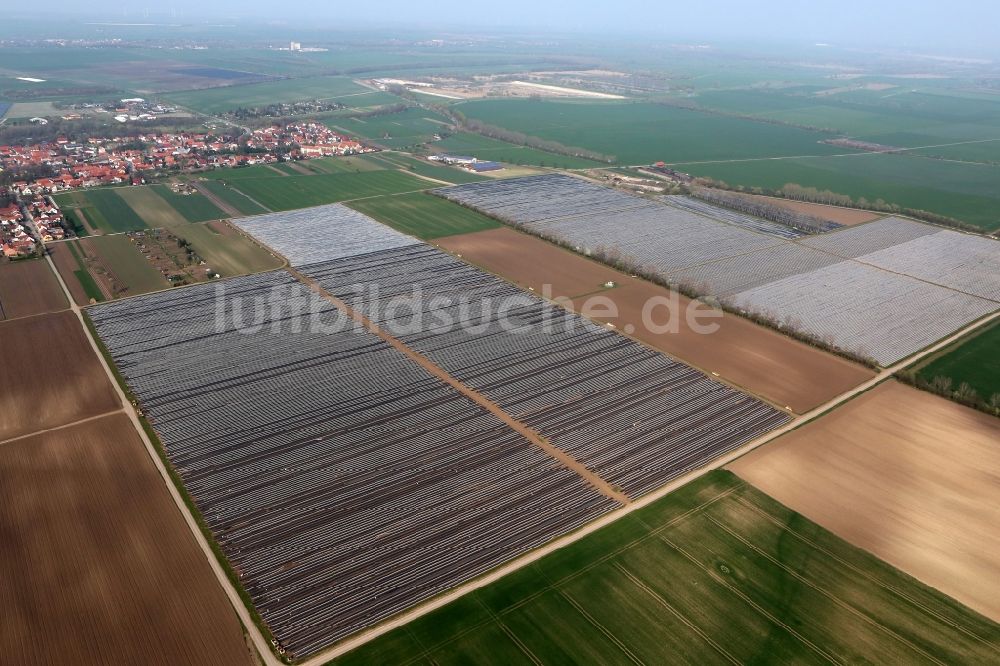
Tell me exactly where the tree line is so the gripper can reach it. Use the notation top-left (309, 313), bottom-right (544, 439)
top-left (433, 104), bottom-right (616, 164)
top-left (695, 177), bottom-right (984, 234)
top-left (691, 187), bottom-right (836, 233)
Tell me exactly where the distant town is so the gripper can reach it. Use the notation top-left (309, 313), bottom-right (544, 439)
top-left (1, 120), bottom-right (372, 257)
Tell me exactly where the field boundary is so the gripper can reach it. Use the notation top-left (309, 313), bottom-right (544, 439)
top-left (56, 229), bottom-right (1000, 666)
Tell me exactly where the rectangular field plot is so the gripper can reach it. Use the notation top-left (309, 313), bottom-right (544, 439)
top-left (533, 203), bottom-right (783, 276)
top-left (670, 242), bottom-right (839, 296)
top-left (917, 319), bottom-right (1000, 400)
top-left (332, 471), bottom-right (1000, 666)
top-left (437, 173), bottom-right (650, 226)
top-left (730, 381), bottom-right (1000, 622)
top-left (662, 194), bottom-right (813, 239)
top-left (855, 230), bottom-right (1000, 302)
top-left (220, 170), bottom-right (427, 212)
top-left (0, 311), bottom-right (119, 440)
top-left (733, 260), bottom-right (997, 365)
top-left (799, 216), bottom-right (942, 258)
top-left (301, 244), bottom-right (790, 497)
top-left (233, 203), bottom-right (421, 265)
top-left (87, 272), bottom-right (614, 658)
top-left (437, 176), bottom-right (1000, 365)
top-left (346, 192), bottom-right (501, 240)
top-left (0, 415), bottom-right (252, 666)
top-left (0, 259), bottom-right (66, 320)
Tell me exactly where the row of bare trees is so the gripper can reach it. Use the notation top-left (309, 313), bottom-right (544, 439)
top-left (695, 178), bottom-right (984, 234)
top-left (691, 187), bottom-right (837, 233)
top-left (897, 368), bottom-right (1000, 418)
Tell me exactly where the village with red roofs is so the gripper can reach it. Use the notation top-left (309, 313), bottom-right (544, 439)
top-left (0, 122), bottom-right (372, 257)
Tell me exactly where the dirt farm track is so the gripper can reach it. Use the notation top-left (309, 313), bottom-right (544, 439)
top-left (0, 310), bottom-right (119, 440)
top-left (730, 380), bottom-right (1000, 622)
top-left (436, 227), bottom-right (874, 412)
top-left (0, 414), bottom-right (252, 665)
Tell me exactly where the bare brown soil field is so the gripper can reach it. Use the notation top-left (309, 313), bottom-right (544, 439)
top-left (437, 226), bottom-right (622, 298)
top-left (437, 227), bottom-right (873, 412)
top-left (0, 311), bottom-right (119, 440)
top-left (0, 414), bottom-right (252, 665)
top-left (49, 242), bottom-right (91, 306)
top-left (744, 193), bottom-right (884, 226)
top-left (729, 380), bottom-right (1000, 622)
top-left (0, 259), bottom-right (67, 320)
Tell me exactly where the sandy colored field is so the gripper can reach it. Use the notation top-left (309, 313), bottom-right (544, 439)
top-left (729, 380), bottom-right (1000, 622)
top-left (115, 185), bottom-right (189, 228)
top-left (0, 259), bottom-right (67, 320)
top-left (0, 414), bottom-right (252, 666)
top-left (173, 221), bottom-right (284, 277)
top-left (0, 311), bottom-right (119, 440)
top-left (745, 193), bottom-right (884, 226)
top-left (437, 227), bottom-right (873, 412)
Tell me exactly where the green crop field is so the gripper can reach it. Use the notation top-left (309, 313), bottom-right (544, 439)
top-left (682, 153), bottom-right (1000, 230)
top-left (114, 186), bottom-right (190, 228)
top-left (331, 471), bottom-right (1000, 666)
top-left (333, 107), bottom-right (450, 149)
top-left (171, 221), bottom-right (284, 276)
top-left (201, 164), bottom-right (288, 180)
top-left (53, 188), bottom-right (148, 233)
top-left (225, 170), bottom-right (429, 211)
top-left (148, 185), bottom-right (226, 222)
top-left (454, 100), bottom-right (845, 164)
top-left (306, 156), bottom-right (386, 174)
top-left (347, 192), bottom-right (500, 239)
top-left (365, 152), bottom-right (487, 184)
top-left (917, 320), bottom-right (1000, 401)
top-left (197, 180), bottom-right (270, 216)
top-left (164, 76), bottom-right (386, 114)
top-left (84, 234), bottom-right (168, 295)
top-left (433, 132), bottom-right (606, 169)
top-left (61, 240), bottom-right (104, 302)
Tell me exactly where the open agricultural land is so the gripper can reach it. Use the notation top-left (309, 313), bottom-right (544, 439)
top-left (432, 131), bottom-right (607, 169)
top-left (0, 414), bottom-right (253, 666)
top-left (0, 259), bottom-right (66, 320)
top-left (197, 169), bottom-right (430, 211)
top-left (52, 188), bottom-right (149, 234)
top-left (50, 222), bottom-right (282, 304)
top-left (115, 185), bottom-right (210, 228)
top-left (738, 193), bottom-right (885, 226)
top-left (436, 226), bottom-right (874, 412)
top-left (347, 191), bottom-right (501, 239)
top-left (332, 470), bottom-right (1000, 665)
top-left (913, 319), bottom-right (1000, 404)
top-left (437, 174), bottom-right (1000, 365)
top-left (363, 152), bottom-right (488, 185)
top-left (238, 204), bottom-right (790, 497)
top-left (84, 202), bottom-right (793, 659)
top-left (729, 380), bottom-right (1000, 621)
top-left (452, 92), bottom-right (1000, 230)
top-left (52, 235), bottom-right (171, 303)
top-left (195, 180), bottom-right (271, 216)
top-left (148, 184), bottom-right (227, 222)
top-left (49, 240), bottom-right (105, 304)
top-left (171, 219), bottom-right (285, 276)
top-left (332, 107), bottom-right (451, 150)
top-left (88, 270), bottom-right (618, 659)
top-left (0, 310), bottom-right (119, 440)
top-left (162, 75), bottom-right (393, 114)
top-left (452, 100), bottom-right (848, 164)
top-left (79, 234), bottom-right (170, 296)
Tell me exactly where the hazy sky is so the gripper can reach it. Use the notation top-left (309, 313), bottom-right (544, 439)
top-left (13, 1), bottom-right (1000, 57)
